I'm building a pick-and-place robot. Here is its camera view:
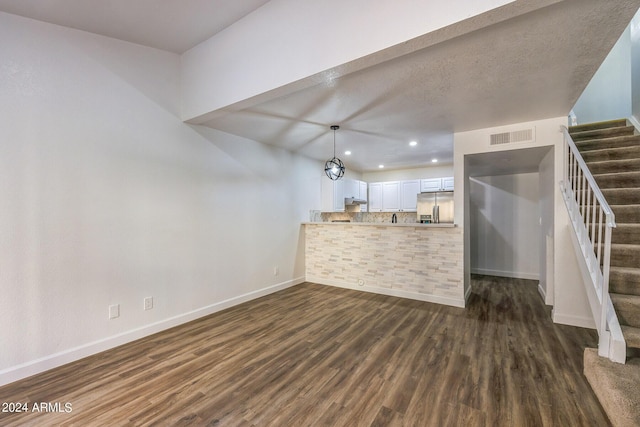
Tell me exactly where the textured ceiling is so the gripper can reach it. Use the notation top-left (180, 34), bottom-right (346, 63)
top-left (202, 0), bottom-right (640, 171)
top-left (1, 0), bottom-right (638, 172)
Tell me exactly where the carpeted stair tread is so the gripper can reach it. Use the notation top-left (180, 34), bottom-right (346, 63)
top-left (586, 158), bottom-right (640, 175)
top-left (593, 171), bottom-right (640, 188)
top-left (610, 267), bottom-right (640, 296)
top-left (612, 224), bottom-right (640, 244)
top-left (584, 348), bottom-right (640, 427)
top-left (621, 325), bottom-right (640, 350)
top-left (610, 205), bottom-right (640, 223)
top-left (571, 125), bottom-right (636, 141)
top-left (569, 119), bottom-right (628, 133)
top-left (600, 188), bottom-right (640, 205)
top-left (610, 293), bottom-right (640, 328)
top-left (581, 145), bottom-right (640, 163)
top-left (609, 243), bottom-right (640, 268)
top-left (575, 134), bottom-right (640, 151)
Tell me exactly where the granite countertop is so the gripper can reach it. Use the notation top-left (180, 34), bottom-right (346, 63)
top-left (302, 222), bottom-right (456, 228)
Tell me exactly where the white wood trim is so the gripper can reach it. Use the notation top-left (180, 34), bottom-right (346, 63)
top-left (552, 308), bottom-right (596, 329)
top-left (0, 277), bottom-right (305, 387)
top-left (308, 277), bottom-right (466, 308)
top-left (470, 268), bottom-right (539, 281)
top-left (537, 282), bottom-right (548, 304)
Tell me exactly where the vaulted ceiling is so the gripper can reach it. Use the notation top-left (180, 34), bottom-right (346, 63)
top-left (1, 0), bottom-right (638, 172)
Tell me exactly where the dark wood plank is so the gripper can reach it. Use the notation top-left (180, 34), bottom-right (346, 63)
top-left (0, 276), bottom-right (610, 426)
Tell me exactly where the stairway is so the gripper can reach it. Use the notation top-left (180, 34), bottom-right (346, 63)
top-left (569, 119), bottom-right (640, 426)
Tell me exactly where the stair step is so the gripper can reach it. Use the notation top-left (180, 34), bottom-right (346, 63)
top-left (611, 205), bottom-right (640, 223)
top-left (610, 267), bottom-right (640, 297)
top-left (611, 293), bottom-right (640, 328)
top-left (569, 119), bottom-right (628, 133)
top-left (575, 134), bottom-right (640, 151)
top-left (610, 243), bottom-right (640, 268)
top-left (612, 224), bottom-right (640, 244)
top-left (621, 325), bottom-right (640, 350)
top-left (601, 188), bottom-right (640, 205)
top-left (586, 158), bottom-right (640, 175)
top-left (581, 145), bottom-right (640, 163)
top-left (571, 125), bottom-right (636, 142)
top-left (584, 348), bottom-right (640, 427)
top-left (594, 171), bottom-right (640, 189)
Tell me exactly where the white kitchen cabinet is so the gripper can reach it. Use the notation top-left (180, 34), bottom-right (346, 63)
top-left (368, 182), bottom-right (383, 212)
top-left (382, 181), bottom-right (401, 211)
top-left (420, 177), bottom-right (454, 192)
top-left (400, 180), bottom-right (420, 211)
top-left (321, 178), bottom-right (345, 212)
top-left (344, 179), bottom-right (359, 199)
top-left (359, 181), bottom-right (367, 199)
top-left (359, 180), bottom-right (368, 211)
top-left (442, 176), bottom-right (454, 191)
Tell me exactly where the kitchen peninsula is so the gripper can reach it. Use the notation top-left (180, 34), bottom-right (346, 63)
top-left (303, 219), bottom-right (465, 308)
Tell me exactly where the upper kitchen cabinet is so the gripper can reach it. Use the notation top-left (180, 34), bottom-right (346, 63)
top-left (368, 180), bottom-right (420, 212)
top-left (382, 181), bottom-right (401, 211)
top-left (322, 178), bottom-right (367, 212)
top-left (400, 180), bottom-right (420, 211)
top-left (321, 178), bottom-right (345, 212)
top-left (420, 177), bottom-right (454, 192)
top-left (368, 182), bottom-right (383, 212)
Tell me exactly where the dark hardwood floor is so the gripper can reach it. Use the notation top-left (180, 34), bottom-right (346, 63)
top-left (0, 276), bottom-right (609, 426)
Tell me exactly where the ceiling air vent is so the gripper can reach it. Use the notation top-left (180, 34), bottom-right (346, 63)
top-left (490, 127), bottom-right (535, 145)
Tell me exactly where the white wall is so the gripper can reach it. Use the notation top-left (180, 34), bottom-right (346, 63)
top-left (631, 10), bottom-right (640, 123)
top-left (0, 12), bottom-right (319, 385)
top-left (180, 0), bottom-right (518, 121)
top-left (538, 148), bottom-right (555, 304)
top-left (361, 164), bottom-right (453, 182)
top-left (469, 173), bottom-right (540, 280)
top-left (572, 26), bottom-right (632, 124)
top-left (454, 117), bottom-right (594, 327)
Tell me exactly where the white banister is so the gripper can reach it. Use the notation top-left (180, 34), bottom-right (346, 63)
top-left (560, 126), bottom-right (625, 363)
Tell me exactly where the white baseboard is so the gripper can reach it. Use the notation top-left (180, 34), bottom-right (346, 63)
top-left (464, 284), bottom-right (472, 304)
top-left (552, 308), bottom-right (596, 329)
top-left (308, 277), bottom-right (466, 308)
top-left (0, 277), bottom-right (304, 387)
top-left (537, 282), bottom-right (548, 304)
top-left (628, 115), bottom-right (640, 132)
top-left (471, 268), bottom-right (539, 281)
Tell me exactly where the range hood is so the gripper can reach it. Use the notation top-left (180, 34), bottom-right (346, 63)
top-left (344, 197), bottom-right (367, 205)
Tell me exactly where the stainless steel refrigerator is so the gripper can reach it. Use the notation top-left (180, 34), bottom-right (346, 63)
top-left (416, 191), bottom-right (454, 224)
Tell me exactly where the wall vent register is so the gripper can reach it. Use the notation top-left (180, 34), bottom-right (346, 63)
top-left (489, 127), bottom-right (535, 145)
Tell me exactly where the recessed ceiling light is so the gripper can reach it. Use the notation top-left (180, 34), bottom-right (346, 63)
top-left (432, 158), bottom-right (438, 163)
top-left (344, 150), bottom-right (352, 155)
top-left (409, 141), bottom-right (418, 146)
top-left (378, 164), bottom-right (385, 169)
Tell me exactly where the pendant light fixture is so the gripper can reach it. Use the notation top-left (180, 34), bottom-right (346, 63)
top-left (324, 125), bottom-right (345, 180)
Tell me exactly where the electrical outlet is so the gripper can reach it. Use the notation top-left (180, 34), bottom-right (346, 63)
top-left (109, 304), bottom-right (120, 319)
top-left (144, 297), bottom-right (153, 311)
top-left (273, 266), bottom-right (279, 276)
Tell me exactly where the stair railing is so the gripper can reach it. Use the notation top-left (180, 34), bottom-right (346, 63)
top-left (560, 126), bottom-right (625, 363)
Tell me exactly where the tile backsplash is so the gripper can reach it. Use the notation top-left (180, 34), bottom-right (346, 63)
top-left (316, 211), bottom-right (418, 223)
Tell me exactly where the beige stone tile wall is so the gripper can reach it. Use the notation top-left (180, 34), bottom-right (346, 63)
top-left (305, 224), bottom-right (464, 306)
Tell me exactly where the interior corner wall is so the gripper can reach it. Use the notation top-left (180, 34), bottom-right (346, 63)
top-left (0, 12), bottom-right (319, 386)
top-left (469, 173), bottom-right (540, 280)
top-left (571, 25), bottom-right (632, 124)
